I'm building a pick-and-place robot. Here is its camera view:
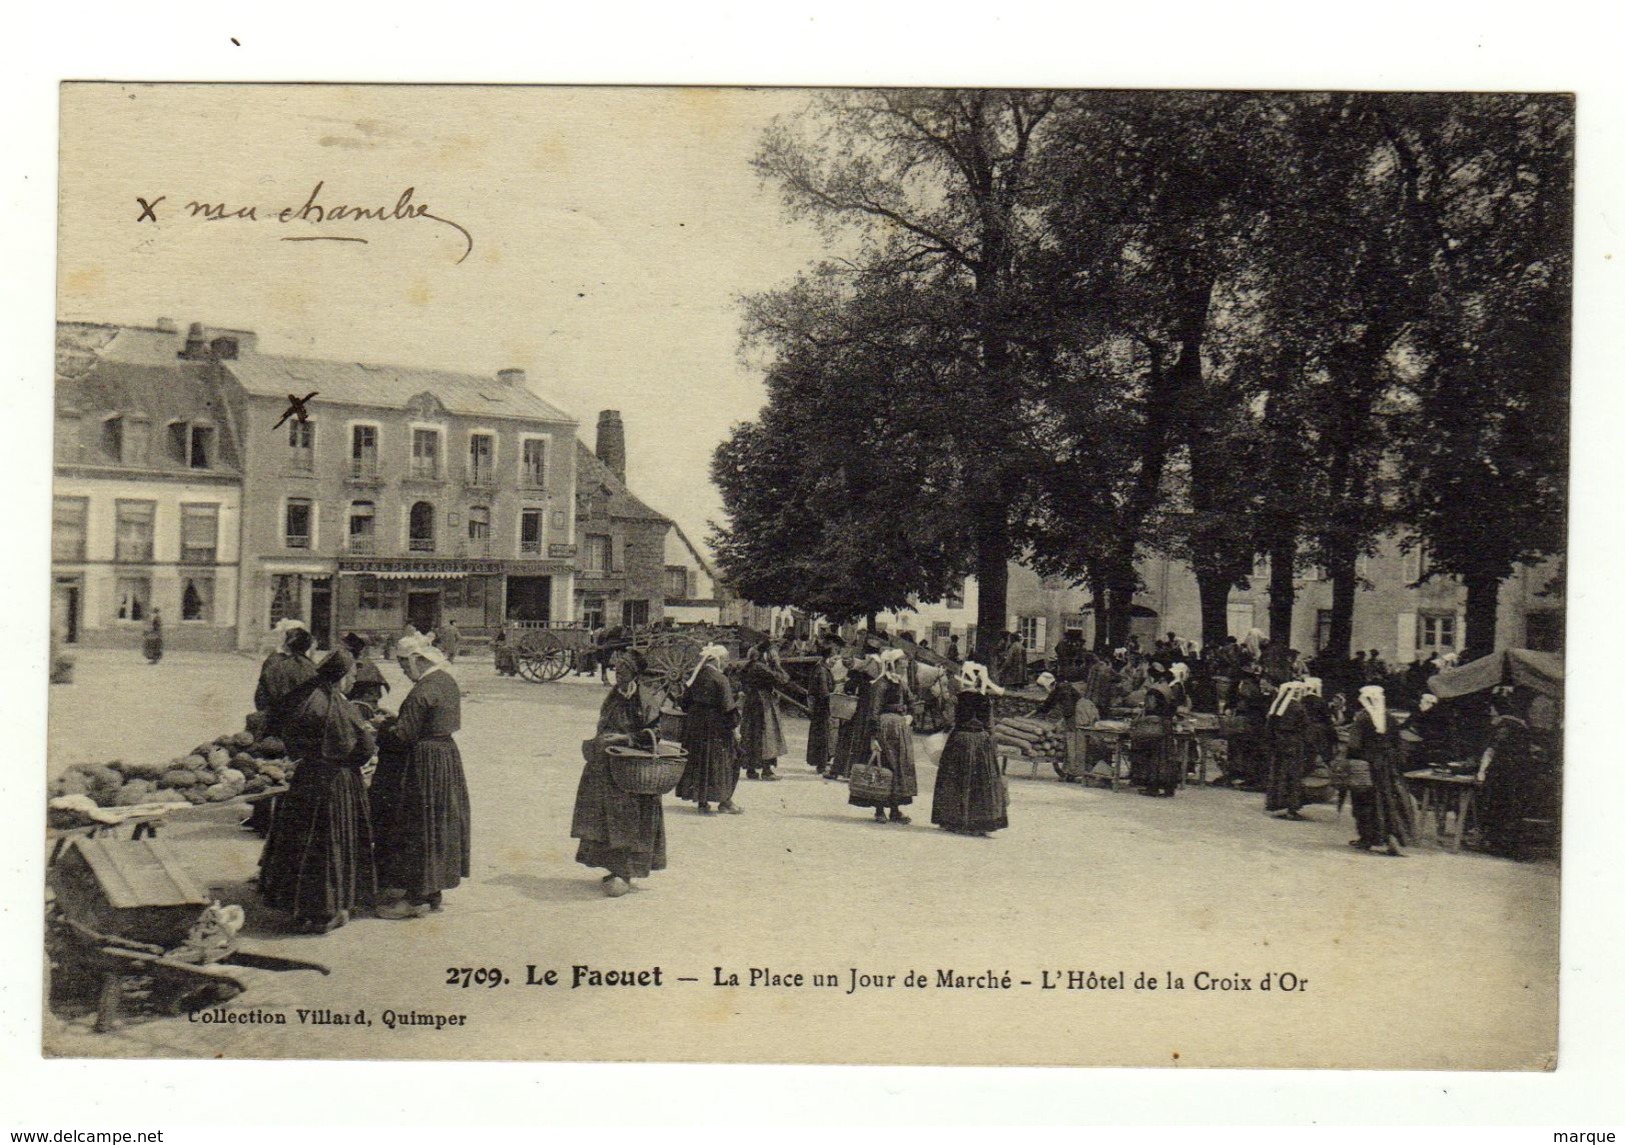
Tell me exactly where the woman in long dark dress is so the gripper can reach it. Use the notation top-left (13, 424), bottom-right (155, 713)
top-left (571, 651), bottom-right (667, 896)
top-left (372, 635), bottom-right (472, 917)
top-left (849, 649), bottom-right (918, 823)
top-left (932, 661), bottom-right (1009, 836)
top-left (829, 655), bottom-right (881, 782)
top-left (739, 642), bottom-right (789, 782)
top-left (1132, 664), bottom-right (1180, 797)
top-left (247, 621), bottom-right (317, 837)
top-left (341, 631), bottom-right (390, 711)
top-left (675, 644), bottom-right (742, 815)
top-left (1218, 665), bottom-right (1269, 789)
top-left (1345, 685), bottom-right (1414, 857)
top-left (806, 643), bottom-right (838, 774)
top-left (1265, 680), bottom-right (1312, 819)
top-left (259, 649), bottom-right (377, 933)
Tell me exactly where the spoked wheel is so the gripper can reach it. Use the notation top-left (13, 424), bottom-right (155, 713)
top-left (644, 640), bottom-right (700, 697)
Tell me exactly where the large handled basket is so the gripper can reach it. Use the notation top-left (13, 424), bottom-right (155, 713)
top-left (847, 746), bottom-right (895, 802)
top-left (829, 693), bottom-right (859, 722)
top-left (606, 733), bottom-right (689, 796)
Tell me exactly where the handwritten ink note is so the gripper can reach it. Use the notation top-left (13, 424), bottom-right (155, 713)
top-left (130, 181), bottom-right (473, 264)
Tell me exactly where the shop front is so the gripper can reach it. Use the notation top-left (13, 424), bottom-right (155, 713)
top-left (335, 557), bottom-right (574, 643)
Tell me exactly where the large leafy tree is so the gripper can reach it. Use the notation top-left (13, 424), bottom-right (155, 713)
top-left (749, 90), bottom-right (1062, 659)
top-left (1389, 94), bottom-right (1572, 661)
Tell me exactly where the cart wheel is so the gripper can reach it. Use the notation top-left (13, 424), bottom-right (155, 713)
top-left (645, 642), bottom-right (699, 696)
top-left (516, 655), bottom-right (545, 682)
top-left (537, 647), bottom-right (571, 682)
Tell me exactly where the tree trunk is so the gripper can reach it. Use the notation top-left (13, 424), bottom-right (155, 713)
top-left (1088, 568), bottom-right (1110, 654)
top-left (1194, 567), bottom-right (1232, 652)
top-left (973, 504), bottom-right (1009, 664)
top-left (1462, 571), bottom-right (1501, 664)
top-left (1103, 548), bottom-right (1138, 652)
top-left (1268, 535), bottom-right (1297, 649)
top-left (1325, 550), bottom-right (1357, 663)
top-left (866, 613), bottom-right (877, 634)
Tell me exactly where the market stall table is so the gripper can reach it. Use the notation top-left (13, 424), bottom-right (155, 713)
top-left (1404, 769), bottom-right (1479, 852)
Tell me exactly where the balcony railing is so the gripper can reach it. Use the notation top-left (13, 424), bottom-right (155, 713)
top-left (348, 534), bottom-right (377, 555)
top-left (519, 539), bottom-right (543, 556)
top-left (180, 547), bottom-right (218, 565)
top-left (349, 458), bottom-right (381, 481)
top-left (285, 534), bottom-right (311, 550)
top-left (521, 469), bottom-right (546, 490)
top-left (465, 465), bottom-right (495, 488)
top-left (409, 458), bottom-right (442, 481)
top-left (462, 538), bottom-right (492, 559)
top-left (115, 543), bottom-right (154, 564)
top-left (408, 536), bottom-right (435, 553)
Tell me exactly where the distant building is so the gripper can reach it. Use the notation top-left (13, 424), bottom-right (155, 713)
top-left (53, 321), bottom-right (244, 650)
top-left (662, 522), bottom-right (728, 625)
top-left (213, 344), bottom-right (580, 649)
top-left (878, 539), bottom-right (1565, 665)
top-left (572, 411), bottom-right (671, 629)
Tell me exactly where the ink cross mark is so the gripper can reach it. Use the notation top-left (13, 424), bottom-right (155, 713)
top-left (274, 392), bottom-right (319, 430)
top-left (136, 196), bottom-right (165, 222)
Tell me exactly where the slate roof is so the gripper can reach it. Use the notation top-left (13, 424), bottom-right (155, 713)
top-left (225, 354), bottom-right (576, 425)
top-left (575, 441), bottom-right (670, 524)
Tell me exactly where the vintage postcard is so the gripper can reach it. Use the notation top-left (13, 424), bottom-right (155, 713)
top-left (45, 83), bottom-right (1567, 1068)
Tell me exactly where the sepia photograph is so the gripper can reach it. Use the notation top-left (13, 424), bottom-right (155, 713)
top-left (43, 81), bottom-right (1568, 1070)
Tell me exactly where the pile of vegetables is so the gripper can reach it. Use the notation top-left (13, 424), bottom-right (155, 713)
top-left (993, 716), bottom-right (1065, 760)
top-left (49, 726), bottom-right (298, 809)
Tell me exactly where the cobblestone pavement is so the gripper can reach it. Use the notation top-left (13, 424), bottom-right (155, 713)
top-left (45, 649), bottom-right (1559, 1068)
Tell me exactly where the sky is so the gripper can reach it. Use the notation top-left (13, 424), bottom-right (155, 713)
top-left (56, 84), bottom-right (834, 555)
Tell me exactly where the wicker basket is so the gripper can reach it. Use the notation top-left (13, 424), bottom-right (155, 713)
top-left (606, 738), bottom-right (689, 796)
top-left (847, 747), bottom-right (894, 802)
top-left (830, 693), bottom-right (859, 721)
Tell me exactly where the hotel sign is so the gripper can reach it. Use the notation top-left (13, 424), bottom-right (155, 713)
top-left (548, 543), bottom-right (578, 559)
top-left (338, 557), bottom-right (561, 575)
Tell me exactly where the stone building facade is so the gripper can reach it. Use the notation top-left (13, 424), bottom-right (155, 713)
top-left (52, 322), bottom-right (244, 650)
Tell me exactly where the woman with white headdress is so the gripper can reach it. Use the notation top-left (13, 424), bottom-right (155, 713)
top-left (933, 661), bottom-right (1009, 835)
top-left (675, 644), bottom-right (742, 814)
top-left (1132, 662), bottom-right (1181, 797)
top-left (371, 634), bottom-right (472, 917)
top-left (1264, 680), bottom-right (1312, 819)
top-left (739, 640), bottom-right (789, 782)
top-left (245, 619), bottom-right (318, 837)
top-left (1343, 685), bottom-right (1414, 856)
top-left (829, 649), bottom-right (883, 782)
top-left (571, 649), bottom-right (667, 896)
top-left (850, 648), bottom-right (918, 823)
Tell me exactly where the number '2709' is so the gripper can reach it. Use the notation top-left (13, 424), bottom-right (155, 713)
top-left (445, 967), bottom-right (507, 988)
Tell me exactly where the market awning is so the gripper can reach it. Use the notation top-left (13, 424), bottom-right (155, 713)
top-left (1428, 648), bottom-right (1564, 700)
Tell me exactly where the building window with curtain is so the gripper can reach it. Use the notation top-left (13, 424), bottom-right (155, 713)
top-left (622, 599), bottom-right (649, 628)
top-left (520, 508), bottom-right (544, 555)
top-left (53, 496), bottom-right (88, 562)
top-left (114, 499), bottom-right (155, 563)
top-left (665, 566), bottom-right (690, 599)
top-left (467, 505), bottom-right (491, 556)
top-left (288, 418), bottom-right (315, 471)
top-left (1018, 615), bottom-right (1042, 652)
top-left (180, 574), bottom-right (214, 622)
top-left (348, 501), bottom-right (376, 554)
top-left (468, 433), bottom-right (495, 486)
top-left (521, 438), bottom-right (547, 488)
top-left (409, 500), bottom-right (436, 552)
top-left (114, 575), bottom-right (150, 622)
top-left (351, 424), bottom-right (380, 479)
top-left (269, 574), bottom-right (303, 626)
top-left (285, 498), bottom-right (313, 549)
top-left (411, 428), bottom-right (441, 479)
top-left (583, 533), bottom-right (612, 574)
top-left (180, 503), bottom-right (219, 563)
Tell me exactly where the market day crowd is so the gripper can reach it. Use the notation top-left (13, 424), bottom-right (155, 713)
top-left (231, 610), bottom-right (1561, 934)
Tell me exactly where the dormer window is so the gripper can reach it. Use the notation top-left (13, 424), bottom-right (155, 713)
top-left (189, 424), bottom-right (214, 469)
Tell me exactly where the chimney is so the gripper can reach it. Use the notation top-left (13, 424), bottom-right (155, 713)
top-left (179, 321), bottom-right (208, 360)
top-left (596, 410), bottom-right (626, 483)
top-left (496, 368), bottom-right (526, 387)
top-left (155, 317), bottom-right (177, 334)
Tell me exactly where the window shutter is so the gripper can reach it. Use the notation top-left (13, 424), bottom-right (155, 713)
top-left (611, 533), bottom-right (625, 573)
top-left (1455, 612), bottom-right (1466, 654)
top-left (1397, 611), bottom-right (1417, 657)
top-left (1035, 616), bottom-right (1048, 653)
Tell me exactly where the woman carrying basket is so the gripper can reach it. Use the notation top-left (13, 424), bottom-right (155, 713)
top-left (932, 661), bottom-right (1009, 836)
top-left (571, 650), bottom-right (667, 897)
top-left (849, 648), bottom-right (918, 824)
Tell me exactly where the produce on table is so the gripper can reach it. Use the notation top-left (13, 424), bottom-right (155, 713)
top-left (992, 716), bottom-right (1066, 760)
top-left (48, 718), bottom-right (304, 810)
